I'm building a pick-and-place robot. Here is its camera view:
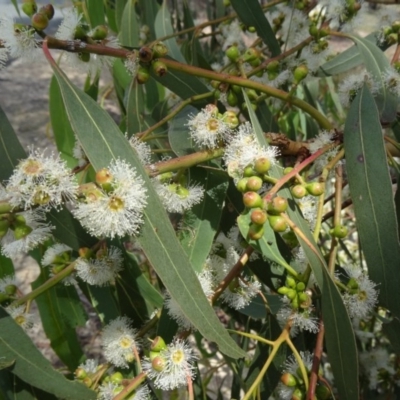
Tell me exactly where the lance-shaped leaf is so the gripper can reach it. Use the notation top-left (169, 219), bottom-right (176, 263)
top-left (230, 0), bottom-right (280, 56)
top-left (179, 168), bottom-right (228, 272)
top-left (244, 90), bottom-right (359, 400)
top-left (0, 105), bottom-right (26, 182)
top-left (344, 84), bottom-right (400, 323)
top-left (120, 0), bottom-right (140, 48)
top-left (155, 0), bottom-right (186, 63)
top-left (347, 35), bottom-right (397, 123)
top-left (0, 308), bottom-right (95, 399)
top-left (44, 43), bottom-right (245, 359)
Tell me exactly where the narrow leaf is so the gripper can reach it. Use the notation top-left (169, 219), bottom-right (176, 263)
top-left (0, 308), bottom-right (95, 400)
top-left (119, 0), bottom-right (140, 48)
top-left (0, 105), bottom-right (26, 182)
top-left (155, 1), bottom-right (186, 63)
top-left (344, 85), bottom-right (400, 323)
top-left (84, 0), bottom-right (105, 28)
top-left (179, 168), bottom-right (228, 272)
top-left (44, 45), bottom-right (245, 359)
top-left (230, 0), bottom-right (280, 56)
top-left (168, 106), bottom-right (196, 156)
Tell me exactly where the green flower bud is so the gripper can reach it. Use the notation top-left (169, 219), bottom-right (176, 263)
top-left (110, 372), bottom-right (124, 384)
top-left (0, 293), bottom-right (9, 303)
top-left (250, 209), bottom-right (268, 226)
top-left (152, 60), bottom-right (168, 77)
top-left (248, 222), bottom-right (264, 240)
top-left (136, 66), bottom-right (150, 84)
top-left (152, 41), bottom-right (168, 58)
top-left (305, 182), bottom-right (324, 196)
top-left (221, 110), bottom-right (239, 128)
top-left (329, 224), bottom-right (348, 239)
top-left (150, 336), bottom-right (167, 352)
top-left (95, 168), bottom-right (113, 191)
top-left (315, 384), bottom-right (331, 400)
top-left (254, 157), bottom-right (271, 174)
top-left (22, 0), bottom-right (37, 17)
top-left (39, 4), bottom-right (55, 20)
top-left (392, 20), bottom-right (400, 33)
top-left (74, 25), bottom-right (87, 40)
top-left (152, 356), bottom-right (166, 372)
top-left (246, 176), bottom-right (263, 192)
top-left (243, 192), bottom-right (263, 208)
top-left (74, 367), bottom-right (87, 380)
top-left (293, 64), bottom-right (308, 84)
top-left (4, 284), bottom-right (17, 296)
top-left (227, 90), bottom-right (239, 107)
top-left (278, 286), bottom-right (290, 295)
top-left (243, 165), bottom-right (258, 177)
top-left (231, 84), bottom-right (241, 94)
top-left (286, 276), bottom-right (296, 288)
top-left (291, 184), bottom-right (307, 199)
top-left (235, 178), bottom-right (248, 193)
top-left (14, 224), bottom-right (33, 240)
top-left (242, 47), bottom-right (260, 63)
top-left (292, 388), bottom-right (305, 400)
top-left (82, 377), bottom-right (93, 387)
top-left (286, 288), bottom-right (297, 300)
top-left (266, 196), bottom-right (288, 214)
top-left (347, 277), bottom-right (359, 290)
top-left (283, 167), bottom-right (293, 175)
top-left (248, 26), bottom-right (256, 33)
top-left (296, 282), bottom-right (305, 291)
top-left (245, 89), bottom-right (258, 101)
top-left (31, 12), bottom-right (49, 30)
top-left (387, 33), bottom-right (398, 45)
top-left (266, 60), bottom-right (280, 73)
top-left (225, 45), bottom-right (240, 62)
top-left (268, 215), bottom-right (288, 232)
top-left (78, 52), bottom-right (90, 63)
top-left (90, 24), bottom-right (108, 40)
top-left (280, 372), bottom-right (298, 387)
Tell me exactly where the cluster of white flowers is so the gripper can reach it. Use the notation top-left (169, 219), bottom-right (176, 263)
top-left (128, 135), bottom-right (152, 166)
top-left (0, 16), bottom-right (38, 70)
top-left (101, 316), bottom-right (140, 369)
top-left (73, 159), bottom-right (148, 239)
top-left (1, 210), bottom-right (54, 258)
top-left (342, 265), bottom-right (378, 320)
top-left (142, 338), bottom-right (198, 391)
top-left (187, 104), bottom-right (234, 149)
top-left (75, 246), bottom-right (124, 286)
top-left (56, 8), bottom-right (118, 76)
top-left (223, 121), bottom-right (279, 181)
top-left (5, 148), bottom-right (78, 210)
top-left (276, 351), bottom-right (314, 400)
top-left (152, 178), bottom-right (205, 214)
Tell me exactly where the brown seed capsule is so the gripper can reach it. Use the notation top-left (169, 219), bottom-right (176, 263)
top-left (139, 46), bottom-right (153, 62)
top-left (39, 4), bottom-right (55, 20)
top-left (31, 12), bottom-right (49, 30)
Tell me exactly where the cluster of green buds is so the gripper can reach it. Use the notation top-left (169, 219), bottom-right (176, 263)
top-left (148, 336), bottom-right (168, 373)
top-left (280, 368), bottom-right (332, 400)
top-left (381, 20), bottom-right (400, 46)
top-left (278, 275), bottom-right (312, 311)
top-left (137, 42), bottom-right (169, 82)
top-left (22, 0), bottom-right (54, 31)
top-left (284, 168), bottom-right (325, 200)
top-left (0, 276), bottom-right (17, 305)
top-left (74, 362), bottom-right (106, 388)
top-left (157, 171), bottom-right (192, 199)
top-left (0, 214), bottom-right (31, 243)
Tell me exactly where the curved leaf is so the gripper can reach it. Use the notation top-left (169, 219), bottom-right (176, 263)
top-left (84, 0), bottom-right (105, 28)
top-left (0, 308), bottom-right (95, 400)
top-left (120, 0), bottom-right (140, 48)
top-left (45, 45), bottom-right (245, 359)
top-left (344, 84), bottom-right (400, 324)
top-left (155, 1), bottom-right (186, 63)
top-left (230, 0), bottom-right (280, 56)
top-left (347, 35), bottom-right (397, 123)
top-left (0, 105), bottom-right (26, 182)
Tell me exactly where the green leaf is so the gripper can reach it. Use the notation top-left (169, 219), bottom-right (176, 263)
top-left (318, 32), bottom-right (381, 77)
top-left (49, 76), bottom-right (76, 168)
top-left (168, 106), bottom-right (196, 156)
top-left (347, 35), bottom-right (397, 123)
top-left (32, 268), bottom-right (85, 371)
top-left (179, 168), bottom-right (229, 272)
top-left (137, 0), bottom-right (159, 40)
top-left (105, 0), bottom-right (118, 33)
top-left (0, 105), bottom-right (26, 182)
top-left (115, 0), bottom-right (127, 31)
top-left (244, 91), bottom-right (359, 399)
top-left (0, 308), bottom-right (95, 399)
top-left (46, 49), bottom-right (245, 359)
top-left (256, 101), bottom-right (279, 133)
top-left (84, 0), bottom-right (105, 28)
top-left (46, 208), bottom-right (96, 251)
top-left (126, 79), bottom-right (146, 136)
top-left (230, 0), bottom-right (280, 56)
top-left (0, 254), bottom-right (14, 278)
top-left (119, 0), bottom-right (140, 48)
top-left (154, 1), bottom-right (186, 63)
top-left (344, 84), bottom-right (400, 324)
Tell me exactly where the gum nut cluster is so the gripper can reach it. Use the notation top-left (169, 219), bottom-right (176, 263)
top-left (142, 336), bottom-right (198, 391)
top-left (278, 351), bottom-right (331, 400)
top-left (72, 159), bottom-right (148, 239)
top-left (5, 149), bottom-right (78, 210)
top-left (186, 104), bottom-right (239, 149)
top-left (22, 1), bottom-right (55, 31)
